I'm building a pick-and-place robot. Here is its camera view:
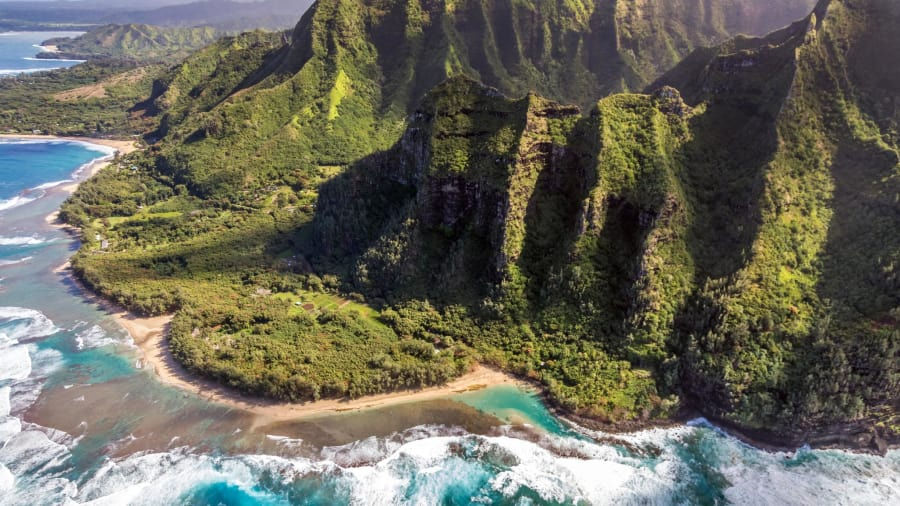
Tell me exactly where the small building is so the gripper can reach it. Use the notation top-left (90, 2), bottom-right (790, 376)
top-left (100, 240), bottom-right (109, 250)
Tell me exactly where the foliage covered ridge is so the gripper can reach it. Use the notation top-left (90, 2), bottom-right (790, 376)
top-left (312, 0), bottom-right (899, 447)
top-left (145, 0), bottom-right (816, 200)
top-left (57, 0), bottom-right (897, 451)
top-left (39, 24), bottom-right (222, 63)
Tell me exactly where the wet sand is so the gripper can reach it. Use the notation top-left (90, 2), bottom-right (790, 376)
top-left (26, 131), bottom-right (534, 425)
top-left (118, 309), bottom-right (530, 424)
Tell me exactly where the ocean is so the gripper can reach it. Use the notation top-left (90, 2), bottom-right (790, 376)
top-left (0, 32), bottom-right (85, 76)
top-left (0, 139), bottom-right (898, 504)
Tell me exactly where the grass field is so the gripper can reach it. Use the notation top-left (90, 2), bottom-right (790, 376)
top-left (272, 290), bottom-right (382, 323)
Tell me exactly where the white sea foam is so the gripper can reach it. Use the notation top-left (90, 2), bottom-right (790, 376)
top-left (0, 195), bottom-right (37, 213)
top-left (70, 154), bottom-right (114, 179)
top-left (30, 180), bottom-right (72, 191)
top-left (265, 434), bottom-right (305, 449)
top-left (0, 139), bottom-right (61, 146)
top-left (0, 256), bottom-right (32, 267)
top-left (0, 463), bottom-right (14, 493)
top-left (0, 346), bottom-right (31, 382)
top-left (0, 417), bottom-right (21, 446)
top-left (0, 386), bottom-right (9, 416)
top-left (0, 235), bottom-right (50, 246)
top-left (22, 57), bottom-right (85, 63)
top-left (0, 430), bottom-right (76, 503)
top-left (0, 67), bottom-right (63, 75)
top-left (0, 307), bottom-right (60, 341)
top-left (0, 420), bottom-right (894, 506)
top-left (74, 325), bottom-right (123, 351)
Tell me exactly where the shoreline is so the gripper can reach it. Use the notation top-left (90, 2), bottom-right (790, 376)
top-left (0, 133), bottom-right (138, 155)
top-left (116, 308), bottom-right (530, 423)
top-left (96, 293), bottom-right (897, 455)
top-left (28, 133), bottom-right (896, 453)
top-left (84, 293), bottom-right (530, 424)
top-left (21, 135), bottom-right (538, 424)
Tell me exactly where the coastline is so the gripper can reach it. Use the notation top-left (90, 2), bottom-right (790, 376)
top-left (18, 133), bottom-right (537, 424)
top-left (25, 133), bottom-right (896, 453)
top-left (57, 266), bottom-right (534, 424)
top-left (116, 308), bottom-right (530, 423)
top-left (0, 134), bottom-right (138, 155)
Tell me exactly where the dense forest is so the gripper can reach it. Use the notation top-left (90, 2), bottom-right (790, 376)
top-left (38, 0), bottom-right (899, 451)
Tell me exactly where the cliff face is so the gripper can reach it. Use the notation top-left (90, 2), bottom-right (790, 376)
top-left (654, 0), bottom-right (899, 446)
top-left (148, 0), bottom-right (817, 199)
top-left (312, 0), bottom-right (899, 448)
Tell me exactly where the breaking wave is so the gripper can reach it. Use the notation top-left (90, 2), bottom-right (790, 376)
top-left (0, 423), bottom-right (896, 506)
top-left (0, 302), bottom-right (897, 504)
top-left (0, 235), bottom-right (51, 247)
top-left (74, 325), bottom-right (127, 351)
top-left (0, 195), bottom-right (37, 213)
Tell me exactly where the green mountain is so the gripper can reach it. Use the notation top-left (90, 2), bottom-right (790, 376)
top-left (312, 0), bottom-right (898, 446)
top-left (103, 0), bottom-right (316, 32)
top-left (59, 0), bottom-right (897, 450)
top-left (146, 0), bottom-right (815, 200)
top-left (39, 24), bottom-right (222, 63)
top-left (0, 0), bottom-right (313, 32)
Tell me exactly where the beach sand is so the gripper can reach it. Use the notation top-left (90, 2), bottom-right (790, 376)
top-left (0, 134), bottom-right (138, 156)
top-left (32, 132), bottom-right (531, 423)
top-left (7, 134), bottom-right (138, 227)
top-left (117, 309), bottom-right (528, 425)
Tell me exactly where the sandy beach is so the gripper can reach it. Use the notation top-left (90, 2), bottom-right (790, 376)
top-left (60, 264), bottom-right (530, 424)
top-left (27, 131), bottom-right (531, 423)
top-left (118, 308), bottom-right (529, 424)
top-left (16, 134), bottom-right (139, 224)
top-left (0, 134), bottom-right (138, 155)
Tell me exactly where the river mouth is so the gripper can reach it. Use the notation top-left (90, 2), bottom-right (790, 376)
top-left (1, 138), bottom-right (898, 504)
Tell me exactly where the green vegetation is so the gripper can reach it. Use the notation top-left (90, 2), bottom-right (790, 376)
top-left (60, 149), bottom-right (471, 400)
top-left (53, 0), bottom-right (897, 448)
top-left (0, 61), bottom-right (158, 136)
top-left (39, 24), bottom-right (222, 63)
top-left (144, 0), bottom-right (816, 203)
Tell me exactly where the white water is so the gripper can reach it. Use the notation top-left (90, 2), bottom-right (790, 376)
top-left (0, 196), bottom-right (37, 213)
top-left (0, 235), bottom-right (51, 246)
top-left (74, 325), bottom-right (127, 351)
top-left (0, 302), bottom-right (896, 505)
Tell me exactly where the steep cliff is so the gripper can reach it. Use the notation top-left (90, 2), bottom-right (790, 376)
top-left (59, 0), bottom-right (895, 447)
top-left (311, 0), bottom-right (898, 447)
top-left (149, 0), bottom-right (816, 199)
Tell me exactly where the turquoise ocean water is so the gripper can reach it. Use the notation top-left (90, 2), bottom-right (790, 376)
top-left (0, 32), bottom-right (84, 76)
top-left (0, 139), bottom-right (898, 504)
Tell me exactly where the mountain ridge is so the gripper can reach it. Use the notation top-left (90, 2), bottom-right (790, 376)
top-left (39, 24), bottom-right (222, 63)
top-left (145, 0), bottom-right (817, 200)
top-left (56, 0), bottom-right (898, 451)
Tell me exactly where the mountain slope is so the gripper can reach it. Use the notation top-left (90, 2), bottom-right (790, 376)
top-left (148, 0), bottom-right (816, 200)
top-left (39, 24), bottom-right (221, 63)
top-left (59, 0), bottom-right (896, 448)
top-left (310, 0), bottom-right (898, 446)
top-left (653, 0), bottom-right (899, 445)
